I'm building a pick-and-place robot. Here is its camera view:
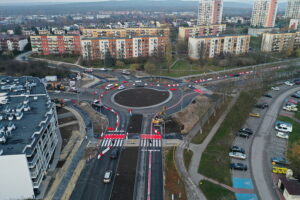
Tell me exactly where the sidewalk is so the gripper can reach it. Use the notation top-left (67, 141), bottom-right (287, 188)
top-left (175, 94), bottom-right (239, 200)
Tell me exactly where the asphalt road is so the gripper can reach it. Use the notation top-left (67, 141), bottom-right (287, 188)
top-left (250, 85), bottom-right (300, 200)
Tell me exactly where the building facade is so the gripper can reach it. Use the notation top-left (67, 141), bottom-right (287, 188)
top-left (251, 0), bottom-right (278, 27)
top-left (188, 34), bottom-right (250, 59)
top-left (81, 27), bottom-right (170, 38)
top-left (81, 36), bottom-right (167, 60)
top-left (289, 19), bottom-right (300, 30)
top-left (261, 31), bottom-right (300, 52)
top-left (178, 24), bottom-right (226, 40)
top-left (0, 76), bottom-right (59, 199)
top-left (0, 35), bottom-right (28, 51)
top-left (285, 0), bottom-right (300, 19)
top-left (30, 35), bottom-right (81, 55)
top-left (197, 0), bottom-right (223, 25)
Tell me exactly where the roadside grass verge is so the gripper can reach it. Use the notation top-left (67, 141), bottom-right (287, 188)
top-left (164, 147), bottom-right (187, 200)
top-left (31, 54), bottom-right (79, 64)
top-left (191, 97), bottom-right (232, 144)
top-left (199, 180), bottom-right (235, 200)
top-left (183, 149), bottom-right (193, 170)
top-left (198, 90), bottom-right (263, 185)
top-left (294, 111), bottom-right (300, 121)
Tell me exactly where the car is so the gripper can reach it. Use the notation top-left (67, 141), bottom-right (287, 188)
top-left (291, 94), bottom-right (300, 99)
top-left (105, 84), bottom-right (114, 90)
top-left (285, 81), bottom-right (294, 86)
top-left (276, 132), bottom-right (289, 139)
top-left (239, 128), bottom-right (253, 135)
top-left (230, 163), bottom-right (247, 171)
top-left (283, 106), bottom-right (298, 112)
top-left (263, 94), bottom-right (272, 98)
top-left (121, 70), bottom-right (130, 75)
top-left (110, 149), bottom-right (119, 159)
top-left (54, 90), bottom-right (61, 93)
top-left (230, 146), bottom-right (245, 153)
top-left (133, 80), bottom-right (145, 87)
top-left (255, 103), bottom-right (268, 109)
top-left (275, 123), bottom-right (292, 133)
top-left (118, 85), bottom-right (125, 90)
top-left (236, 131), bottom-right (251, 138)
top-left (84, 68), bottom-right (93, 73)
top-left (271, 157), bottom-right (289, 165)
top-left (294, 79), bottom-right (300, 85)
top-left (288, 98), bottom-right (299, 104)
top-left (249, 113), bottom-right (260, 117)
top-left (271, 86), bottom-right (280, 91)
top-left (229, 152), bottom-right (246, 160)
top-left (99, 68), bottom-right (107, 71)
top-left (103, 170), bottom-right (113, 183)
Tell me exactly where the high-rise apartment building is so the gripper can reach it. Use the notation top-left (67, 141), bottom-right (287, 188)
top-left (251, 0), bottom-right (278, 28)
top-left (285, 0), bottom-right (300, 19)
top-left (197, 0), bottom-right (223, 25)
top-left (188, 34), bottom-right (250, 59)
top-left (178, 24), bottom-right (226, 40)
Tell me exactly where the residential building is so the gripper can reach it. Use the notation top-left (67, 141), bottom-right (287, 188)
top-left (81, 27), bottom-right (170, 38)
top-left (261, 31), bottom-right (300, 52)
top-left (38, 29), bottom-right (50, 35)
top-left (0, 35), bottom-right (28, 51)
top-left (277, 175), bottom-right (300, 200)
top-left (188, 34), bottom-right (250, 59)
top-left (81, 35), bottom-right (167, 60)
top-left (251, 0), bottom-right (278, 27)
top-left (178, 24), bottom-right (226, 40)
top-left (30, 35), bottom-right (81, 55)
top-left (197, 0), bottom-right (223, 25)
top-left (0, 76), bottom-right (59, 199)
top-left (285, 0), bottom-right (300, 19)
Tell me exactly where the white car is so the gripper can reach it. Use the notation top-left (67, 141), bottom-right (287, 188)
top-left (271, 87), bottom-right (280, 91)
top-left (118, 85), bottom-right (125, 90)
top-left (283, 106), bottom-right (298, 112)
top-left (285, 81), bottom-right (294, 86)
top-left (105, 84), bottom-right (114, 90)
top-left (276, 132), bottom-right (289, 139)
top-left (229, 152), bottom-right (246, 160)
top-left (275, 123), bottom-right (292, 133)
top-left (99, 68), bottom-right (107, 71)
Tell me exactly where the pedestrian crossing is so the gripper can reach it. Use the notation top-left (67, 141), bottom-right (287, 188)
top-left (140, 139), bottom-right (162, 148)
top-left (101, 139), bottom-right (124, 147)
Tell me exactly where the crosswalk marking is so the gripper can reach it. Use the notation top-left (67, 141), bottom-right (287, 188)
top-left (101, 139), bottom-right (124, 147)
top-left (140, 139), bottom-right (162, 147)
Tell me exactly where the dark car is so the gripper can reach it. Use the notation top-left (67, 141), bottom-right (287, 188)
top-left (239, 128), bottom-right (253, 135)
top-left (110, 149), bottom-right (119, 159)
top-left (271, 157), bottom-right (289, 165)
top-left (294, 79), bottom-right (300, 85)
top-left (230, 146), bottom-right (245, 153)
top-left (263, 94), bottom-right (272, 98)
top-left (291, 94), bottom-right (300, 99)
top-left (255, 103), bottom-right (268, 109)
top-left (237, 131), bottom-right (251, 138)
top-left (230, 163), bottom-right (247, 171)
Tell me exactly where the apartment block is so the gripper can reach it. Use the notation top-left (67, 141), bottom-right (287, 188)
top-left (0, 76), bottom-right (59, 199)
top-left (261, 31), bottom-right (300, 52)
top-left (285, 0), bottom-right (300, 19)
top-left (30, 35), bottom-right (81, 55)
top-left (0, 35), bottom-right (28, 51)
top-left (188, 34), bottom-right (250, 59)
top-left (81, 36), bottom-right (167, 60)
top-left (251, 0), bottom-right (278, 27)
top-left (197, 0), bottom-right (223, 25)
top-left (289, 19), bottom-right (300, 30)
top-left (81, 27), bottom-right (170, 38)
top-left (178, 24), bottom-right (226, 40)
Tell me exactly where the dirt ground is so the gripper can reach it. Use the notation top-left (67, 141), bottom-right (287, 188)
top-left (60, 124), bottom-right (80, 149)
top-left (126, 114), bottom-right (143, 134)
top-left (114, 88), bottom-right (169, 107)
top-left (172, 95), bottom-right (212, 134)
top-left (57, 107), bottom-right (70, 115)
top-left (79, 101), bottom-right (107, 134)
top-left (58, 116), bottom-right (77, 124)
top-left (164, 117), bottom-right (182, 133)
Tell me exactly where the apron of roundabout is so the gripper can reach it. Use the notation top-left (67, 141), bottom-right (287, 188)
top-left (113, 88), bottom-right (170, 107)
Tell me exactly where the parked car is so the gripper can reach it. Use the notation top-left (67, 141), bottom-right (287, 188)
top-left (105, 84), bottom-right (114, 90)
top-left (118, 85), bottom-right (125, 90)
top-left (230, 163), bottom-right (247, 171)
top-left (229, 152), bottom-right (246, 160)
top-left (249, 113), bottom-right (260, 117)
top-left (236, 131), bottom-right (251, 138)
top-left (276, 132), bottom-right (289, 139)
top-left (110, 149), bottom-right (119, 159)
top-left (283, 106), bottom-right (298, 112)
top-left (239, 128), bottom-right (253, 135)
top-left (288, 99), bottom-right (299, 104)
top-left (263, 94), bottom-right (272, 98)
top-left (285, 81), bottom-right (294, 86)
top-left (271, 86), bottom-right (280, 91)
top-left (291, 93), bottom-right (300, 99)
top-left (275, 123), bottom-right (292, 133)
top-left (230, 146), bottom-right (245, 153)
top-left (271, 157), bottom-right (289, 165)
top-left (255, 103), bottom-right (268, 109)
top-left (103, 170), bottom-right (113, 183)
top-left (294, 79), bottom-right (300, 85)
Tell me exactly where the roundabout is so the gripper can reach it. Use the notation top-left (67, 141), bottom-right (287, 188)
top-left (112, 88), bottom-right (172, 109)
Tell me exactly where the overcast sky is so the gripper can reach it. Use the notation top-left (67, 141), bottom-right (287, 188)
top-left (0, 0), bottom-right (287, 5)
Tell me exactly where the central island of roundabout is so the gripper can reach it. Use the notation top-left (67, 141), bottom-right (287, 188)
top-left (112, 88), bottom-right (172, 108)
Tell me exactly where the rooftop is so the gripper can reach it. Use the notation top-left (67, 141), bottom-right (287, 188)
top-left (192, 34), bottom-right (249, 39)
top-left (81, 35), bottom-right (166, 40)
top-left (278, 175), bottom-right (300, 195)
top-left (0, 76), bottom-right (54, 156)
